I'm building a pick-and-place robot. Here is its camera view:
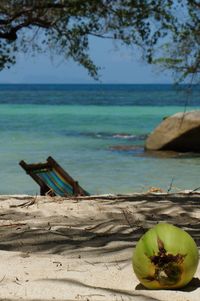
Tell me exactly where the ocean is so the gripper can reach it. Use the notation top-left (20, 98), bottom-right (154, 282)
top-left (0, 84), bottom-right (200, 195)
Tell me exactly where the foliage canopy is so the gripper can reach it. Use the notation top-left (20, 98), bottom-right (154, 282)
top-left (0, 0), bottom-right (199, 81)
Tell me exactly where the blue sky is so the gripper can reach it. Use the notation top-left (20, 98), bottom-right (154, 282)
top-left (0, 37), bottom-right (173, 84)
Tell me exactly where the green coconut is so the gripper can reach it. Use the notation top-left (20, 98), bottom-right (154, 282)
top-left (132, 223), bottom-right (199, 289)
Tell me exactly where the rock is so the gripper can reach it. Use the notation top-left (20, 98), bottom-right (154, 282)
top-left (109, 145), bottom-right (143, 152)
top-left (145, 110), bottom-right (200, 152)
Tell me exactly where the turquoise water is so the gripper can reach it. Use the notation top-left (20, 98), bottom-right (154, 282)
top-left (0, 84), bottom-right (200, 195)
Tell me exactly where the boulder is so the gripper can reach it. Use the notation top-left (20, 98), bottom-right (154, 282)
top-left (145, 110), bottom-right (200, 152)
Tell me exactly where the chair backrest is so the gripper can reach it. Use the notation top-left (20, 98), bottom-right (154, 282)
top-left (19, 156), bottom-right (89, 196)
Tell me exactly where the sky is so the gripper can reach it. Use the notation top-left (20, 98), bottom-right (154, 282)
top-left (0, 36), bottom-right (173, 84)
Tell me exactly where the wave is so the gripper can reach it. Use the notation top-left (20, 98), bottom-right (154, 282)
top-left (61, 131), bottom-right (147, 141)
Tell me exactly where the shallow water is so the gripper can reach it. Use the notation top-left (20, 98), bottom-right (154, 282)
top-left (0, 84), bottom-right (199, 195)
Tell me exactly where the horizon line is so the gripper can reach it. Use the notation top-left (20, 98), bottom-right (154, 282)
top-left (0, 82), bottom-right (191, 85)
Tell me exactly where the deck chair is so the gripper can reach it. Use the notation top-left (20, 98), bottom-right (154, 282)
top-left (19, 156), bottom-right (90, 197)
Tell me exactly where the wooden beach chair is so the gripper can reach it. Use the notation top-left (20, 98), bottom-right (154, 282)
top-left (19, 156), bottom-right (90, 197)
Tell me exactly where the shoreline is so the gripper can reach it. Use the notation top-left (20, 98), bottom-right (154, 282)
top-left (0, 192), bottom-right (199, 301)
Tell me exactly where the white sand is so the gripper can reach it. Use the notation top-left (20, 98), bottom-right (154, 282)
top-left (0, 192), bottom-right (199, 301)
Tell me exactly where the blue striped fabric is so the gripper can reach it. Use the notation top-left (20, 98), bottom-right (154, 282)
top-left (50, 170), bottom-right (74, 194)
top-left (37, 170), bottom-right (74, 196)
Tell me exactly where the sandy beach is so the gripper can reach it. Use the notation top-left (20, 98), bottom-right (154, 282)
top-left (0, 192), bottom-right (199, 301)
